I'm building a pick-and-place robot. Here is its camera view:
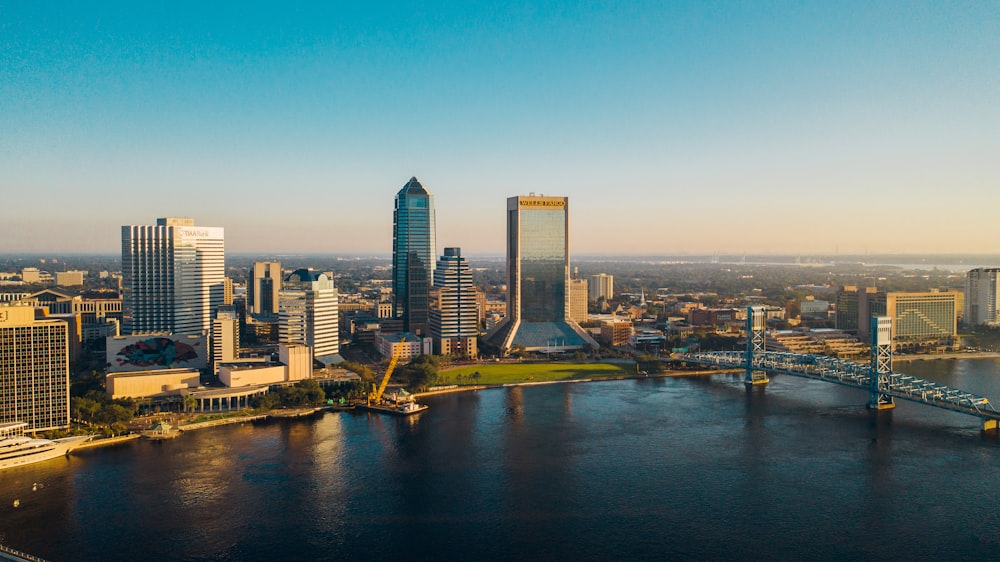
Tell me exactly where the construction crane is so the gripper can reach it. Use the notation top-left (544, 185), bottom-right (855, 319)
top-left (368, 338), bottom-right (405, 405)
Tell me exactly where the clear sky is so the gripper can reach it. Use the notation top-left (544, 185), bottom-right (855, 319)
top-left (2, 1), bottom-right (997, 256)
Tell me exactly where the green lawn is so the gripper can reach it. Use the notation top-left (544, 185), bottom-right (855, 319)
top-left (437, 362), bottom-right (630, 386)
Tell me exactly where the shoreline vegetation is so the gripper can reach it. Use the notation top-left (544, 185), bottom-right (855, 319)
top-left (73, 353), bottom-right (1000, 450)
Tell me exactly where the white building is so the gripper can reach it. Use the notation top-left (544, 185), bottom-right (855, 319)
top-left (121, 217), bottom-right (225, 335)
top-left (375, 331), bottom-right (432, 361)
top-left (589, 273), bottom-right (614, 301)
top-left (966, 268), bottom-right (1000, 325)
top-left (279, 269), bottom-right (339, 365)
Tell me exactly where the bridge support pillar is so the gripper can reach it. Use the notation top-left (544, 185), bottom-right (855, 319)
top-left (868, 316), bottom-right (895, 410)
top-left (983, 419), bottom-right (999, 433)
top-left (745, 306), bottom-right (769, 387)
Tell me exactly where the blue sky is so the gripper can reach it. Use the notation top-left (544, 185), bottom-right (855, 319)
top-left (2, 1), bottom-right (997, 255)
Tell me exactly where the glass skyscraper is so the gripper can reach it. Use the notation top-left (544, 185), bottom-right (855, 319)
top-left (392, 177), bottom-right (436, 335)
top-left (483, 196), bottom-right (597, 352)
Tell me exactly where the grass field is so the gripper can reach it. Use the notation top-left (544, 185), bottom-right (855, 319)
top-left (437, 362), bottom-right (631, 386)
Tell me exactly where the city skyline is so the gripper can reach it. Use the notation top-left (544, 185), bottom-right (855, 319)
top-left (3, 2), bottom-right (997, 255)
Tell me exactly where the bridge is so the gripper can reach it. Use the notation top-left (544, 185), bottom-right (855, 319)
top-left (682, 307), bottom-right (1000, 433)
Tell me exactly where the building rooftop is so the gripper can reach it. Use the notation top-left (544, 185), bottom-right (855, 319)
top-left (398, 176), bottom-right (429, 196)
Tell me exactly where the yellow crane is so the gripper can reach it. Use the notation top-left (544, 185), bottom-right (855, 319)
top-left (368, 338), bottom-right (405, 405)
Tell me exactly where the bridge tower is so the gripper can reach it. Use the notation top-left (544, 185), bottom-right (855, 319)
top-left (745, 306), bottom-right (769, 386)
top-left (868, 316), bottom-right (895, 410)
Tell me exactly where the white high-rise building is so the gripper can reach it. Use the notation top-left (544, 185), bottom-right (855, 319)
top-left (121, 218), bottom-right (225, 335)
top-left (966, 268), bottom-right (1000, 325)
top-left (589, 273), bottom-right (614, 301)
top-left (279, 269), bottom-right (339, 365)
top-left (430, 248), bottom-right (478, 357)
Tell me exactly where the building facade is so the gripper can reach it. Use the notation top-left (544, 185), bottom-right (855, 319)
top-left (392, 177), bottom-right (436, 335)
top-left (279, 269), bottom-right (339, 365)
top-left (0, 305), bottom-right (70, 431)
top-left (966, 268), bottom-right (1000, 326)
top-left (430, 248), bottom-right (479, 357)
top-left (121, 217), bottom-right (225, 335)
top-left (375, 331), bottom-right (433, 361)
top-left (569, 278), bottom-right (589, 324)
top-left (212, 307), bottom-right (240, 374)
top-left (843, 287), bottom-right (960, 350)
top-left (589, 273), bottom-right (614, 301)
top-left (483, 196), bottom-right (597, 352)
top-left (248, 261), bottom-right (282, 318)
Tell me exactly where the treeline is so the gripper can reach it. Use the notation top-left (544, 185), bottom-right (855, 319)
top-left (71, 390), bottom-right (136, 435)
top-left (343, 356), bottom-right (440, 393)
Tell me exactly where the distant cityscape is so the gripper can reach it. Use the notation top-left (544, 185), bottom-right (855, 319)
top-left (2, 177), bottom-right (1000, 437)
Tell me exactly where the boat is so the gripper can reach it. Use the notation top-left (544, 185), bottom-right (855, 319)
top-left (0, 422), bottom-right (94, 470)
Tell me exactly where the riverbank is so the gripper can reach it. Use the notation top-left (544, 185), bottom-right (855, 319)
top-left (415, 367), bottom-right (741, 399)
top-left (73, 434), bottom-right (140, 450)
top-left (894, 351), bottom-right (1000, 363)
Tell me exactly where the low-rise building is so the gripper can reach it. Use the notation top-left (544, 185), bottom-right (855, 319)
top-left (600, 320), bottom-right (633, 347)
top-left (106, 368), bottom-right (201, 400)
top-left (375, 331), bottom-right (432, 361)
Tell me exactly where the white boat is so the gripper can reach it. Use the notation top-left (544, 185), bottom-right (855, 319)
top-left (0, 422), bottom-right (94, 470)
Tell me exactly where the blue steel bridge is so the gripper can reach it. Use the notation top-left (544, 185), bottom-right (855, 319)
top-left (681, 307), bottom-right (1000, 433)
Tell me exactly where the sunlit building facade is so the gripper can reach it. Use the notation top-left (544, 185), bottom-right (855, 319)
top-left (484, 196), bottom-right (597, 352)
top-left (121, 217), bottom-right (225, 335)
top-left (279, 269), bottom-right (339, 365)
top-left (965, 268), bottom-right (1000, 326)
top-left (589, 273), bottom-right (614, 301)
top-left (430, 248), bottom-right (478, 357)
top-left (248, 261), bottom-right (282, 318)
top-left (0, 305), bottom-right (70, 431)
top-left (849, 289), bottom-right (960, 350)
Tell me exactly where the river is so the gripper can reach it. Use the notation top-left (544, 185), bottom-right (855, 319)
top-left (3, 359), bottom-right (1000, 561)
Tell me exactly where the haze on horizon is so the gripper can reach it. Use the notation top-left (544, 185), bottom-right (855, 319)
top-left (2, 2), bottom-right (996, 256)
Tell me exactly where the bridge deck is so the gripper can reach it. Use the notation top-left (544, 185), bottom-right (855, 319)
top-left (684, 351), bottom-right (1000, 421)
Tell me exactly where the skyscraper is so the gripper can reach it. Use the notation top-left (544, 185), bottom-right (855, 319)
top-left (965, 268), bottom-right (1000, 325)
top-left (0, 305), bottom-right (70, 431)
top-left (121, 217), bottom-right (225, 335)
top-left (430, 248), bottom-right (479, 357)
top-left (392, 177), bottom-right (436, 335)
top-left (248, 261), bottom-right (282, 318)
top-left (279, 269), bottom-right (339, 365)
top-left (483, 196), bottom-right (597, 352)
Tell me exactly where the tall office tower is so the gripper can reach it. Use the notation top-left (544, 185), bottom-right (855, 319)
top-left (392, 177), bottom-right (436, 335)
top-left (589, 273), bottom-right (614, 301)
top-left (248, 261), bottom-right (282, 318)
top-left (0, 305), bottom-right (70, 431)
top-left (212, 306), bottom-right (240, 374)
top-left (121, 217), bottom-right (225, 335)
top-left (966, 268), bottom-right (1000, 326)
top-left (279, 269), bottom-right (339, 365)
top-left (430, 248), bottom-right (479, 357)
top-left (570, 278), bottom-right (589, 324)
top-left (483, 196), bottom-right (598, 352)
